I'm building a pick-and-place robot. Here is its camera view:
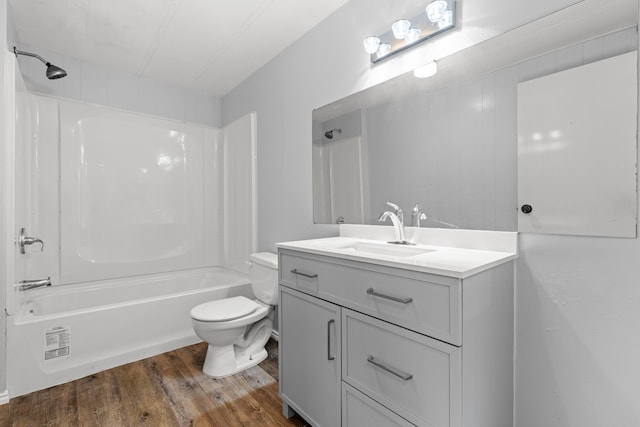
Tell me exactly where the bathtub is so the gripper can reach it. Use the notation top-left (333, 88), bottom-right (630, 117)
top-left (7, 267), bottom-right (253, 398)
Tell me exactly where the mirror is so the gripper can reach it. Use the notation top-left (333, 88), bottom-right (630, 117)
top-left (312, 2), bottom-right (637, 231)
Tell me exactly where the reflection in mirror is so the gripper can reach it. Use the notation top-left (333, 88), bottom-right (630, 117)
top-left (312, 24), bottom-right (637, 232)
top-left (312, 111), bottom-right (364, 224)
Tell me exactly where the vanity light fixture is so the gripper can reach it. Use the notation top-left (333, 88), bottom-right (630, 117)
top-left (363, 0), bottom-right (456, 64)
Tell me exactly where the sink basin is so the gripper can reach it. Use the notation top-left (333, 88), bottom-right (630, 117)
top-left (338, 241), bottom-right (435, 258)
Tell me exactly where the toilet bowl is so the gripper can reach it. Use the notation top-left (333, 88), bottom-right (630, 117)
top-left (190, 252), bottom-right (278, 378)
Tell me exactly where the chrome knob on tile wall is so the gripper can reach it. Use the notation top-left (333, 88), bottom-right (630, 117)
top-left (521, 204), bottom-right (533, 214)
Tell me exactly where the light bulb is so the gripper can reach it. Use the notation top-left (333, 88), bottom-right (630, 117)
top-left (437, 10), bottom-right (453, 29)
top-left (404, 28), bottom-right (421, 45)
top-left (426, 0), bottom-right (447, 23)
top-left (363, 36), bottom-right (381, 54)
top-left (391, 19), bottom-right (411, 39)
top-left (376, 43), bottom-right (391, 59)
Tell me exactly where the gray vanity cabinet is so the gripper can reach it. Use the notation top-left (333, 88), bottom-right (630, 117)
top-left (278, 248), bottom-right (514, 427)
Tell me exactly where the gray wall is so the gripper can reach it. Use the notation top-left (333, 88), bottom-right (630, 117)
top-left (513, 31), bottom-right (640, 426)
top-left (222, 0), bottom-right (640, 425)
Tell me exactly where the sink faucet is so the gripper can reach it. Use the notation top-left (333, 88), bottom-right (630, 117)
top-left (378, 202), bottom-right (414, 244)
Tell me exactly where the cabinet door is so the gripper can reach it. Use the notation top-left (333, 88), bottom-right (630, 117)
top-left (280, 287), bottom-right (341, 427)
top-left (517, 51), bottom-right (637, 237)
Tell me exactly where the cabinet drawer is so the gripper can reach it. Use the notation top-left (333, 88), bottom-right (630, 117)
top-left (280, 250), bottom-right (461, 345)
top-left (342, 383), bottom-right (415, 427)
top-left (342, 309), bottom-right (461, 427)
top-left (279, 251), bottom-right (327, 294)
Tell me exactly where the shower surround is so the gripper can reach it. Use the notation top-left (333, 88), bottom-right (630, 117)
top-left (6, 65), bottom-right (257, 397)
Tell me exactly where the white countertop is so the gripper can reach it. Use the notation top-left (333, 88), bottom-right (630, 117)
top-left (277, 225), bottom-right (518, 279)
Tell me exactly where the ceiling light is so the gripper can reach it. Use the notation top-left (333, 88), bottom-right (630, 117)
top-left (363, 36), bottom-right (381, 54)
top-left (413, 61), bottom-right (438, 78)
top-left (391, 19), bottom-right (411, 39)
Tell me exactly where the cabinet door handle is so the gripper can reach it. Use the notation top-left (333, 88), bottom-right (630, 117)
top-left (366, 288), bottom-right (413, 304)
top-left (327, 319), bottom-right (335, 361)
top-left (290, 269), bottom-right (318, 279)
top-left (367, 355), bottom-right (413, 381)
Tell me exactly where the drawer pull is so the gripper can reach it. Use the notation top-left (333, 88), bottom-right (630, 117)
top-left (366, 288), bottom-right (413, 304)
top-left (290, 269), bottom-right (318, 279)
top-left (327, 319), bottom-right (336, 361)
top-left (367, 355), bottom-right (413, 381)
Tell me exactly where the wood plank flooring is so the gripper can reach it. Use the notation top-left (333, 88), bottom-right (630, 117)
top-left (0, 339), bottom-right (308, 426)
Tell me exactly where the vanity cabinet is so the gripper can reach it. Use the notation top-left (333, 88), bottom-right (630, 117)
top-left (278, 248), bottom-right (514, 427)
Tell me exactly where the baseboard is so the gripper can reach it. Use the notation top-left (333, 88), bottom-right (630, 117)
top-left (0, 390), bottom-right (10, 405)
top-left (270, 329), bottom-right (279, 341)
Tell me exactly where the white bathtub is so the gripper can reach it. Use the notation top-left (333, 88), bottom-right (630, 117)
top-left (7, 267), bottom-right (253, 398)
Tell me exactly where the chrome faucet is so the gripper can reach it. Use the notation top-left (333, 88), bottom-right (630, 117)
top-left (17, 228), bottom-right (44, 254)
top-left (385, 202), bottom-right (403, 227)
top-left (378, 202), bottom-right (414, 245)
top-left (18, 277), bottom-right (52, 291)
top-left (411, 203), bottom-right (427, 227)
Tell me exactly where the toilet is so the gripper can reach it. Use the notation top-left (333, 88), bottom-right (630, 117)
top-left (190, 252), bottom-right (278, 378)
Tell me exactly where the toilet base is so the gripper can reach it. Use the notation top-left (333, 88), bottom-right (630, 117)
top-left (202, 345), bottom-right (268, 379)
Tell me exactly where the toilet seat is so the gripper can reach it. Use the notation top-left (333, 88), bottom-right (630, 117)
top-left (191, 296), bottom-right (259, 322)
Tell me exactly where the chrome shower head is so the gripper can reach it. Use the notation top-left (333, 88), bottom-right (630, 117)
top-left (46, 63), bottom-right (67, 79)
top-left (324, 128), bottom-right (342, 139)
top-left (14, 47), bottom-right (68, 80)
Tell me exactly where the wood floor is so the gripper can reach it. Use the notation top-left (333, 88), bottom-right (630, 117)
top-left (0, 339), bottom-right (308, 426)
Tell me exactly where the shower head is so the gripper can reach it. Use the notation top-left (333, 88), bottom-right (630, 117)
top-left (324, 128), bottom-right (342, 139)
top-left (13, 47), bottom-right (68, 80)
top-left (46, 63), bottom-right (67, 79)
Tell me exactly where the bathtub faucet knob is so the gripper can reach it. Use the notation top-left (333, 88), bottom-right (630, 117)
top-left (17, 228), bottom-right (44, 254)
top-left (17, 277), bottom-right (52, 291)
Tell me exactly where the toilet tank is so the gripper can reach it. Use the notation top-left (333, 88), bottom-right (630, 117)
top-left (249, 252), bottom-right (278, 305)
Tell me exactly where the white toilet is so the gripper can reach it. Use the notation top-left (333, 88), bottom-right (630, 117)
top-left (190, 252), bottom-right (278, 378)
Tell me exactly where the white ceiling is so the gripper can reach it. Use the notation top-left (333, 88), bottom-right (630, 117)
top-left (9, 0), bottom-right (350, 97)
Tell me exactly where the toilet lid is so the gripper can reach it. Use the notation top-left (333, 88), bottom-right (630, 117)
top-left (191, 296), bottom-right (259, 322)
